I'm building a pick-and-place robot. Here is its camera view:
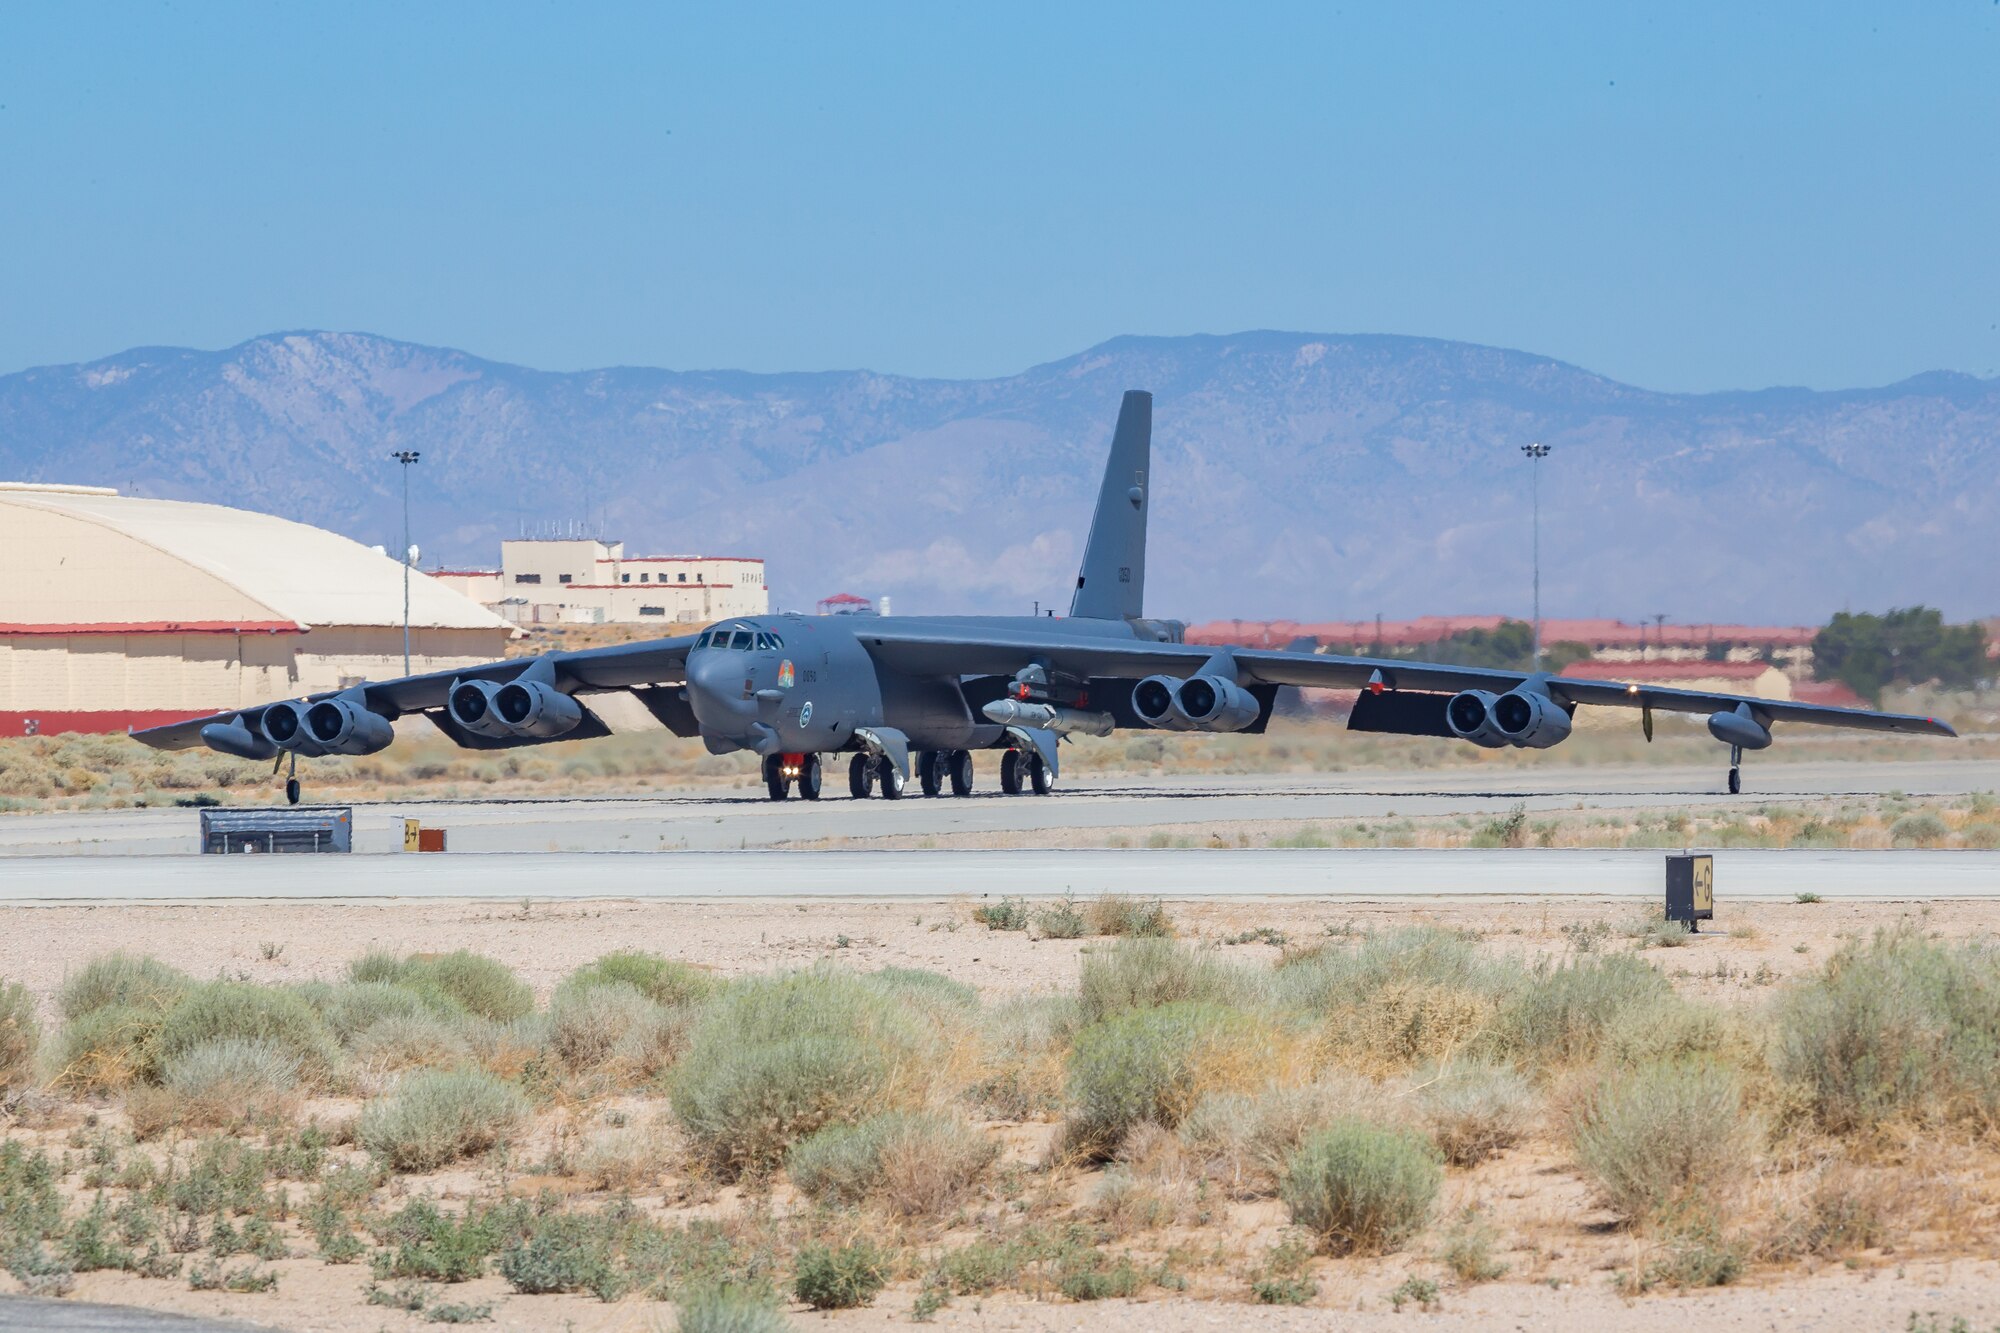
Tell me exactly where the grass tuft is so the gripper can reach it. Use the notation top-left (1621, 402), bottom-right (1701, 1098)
top-left (358, 1068), bottom-right (532, 1172)
top-left (1278, 1120), bottom-right (1441, 1256)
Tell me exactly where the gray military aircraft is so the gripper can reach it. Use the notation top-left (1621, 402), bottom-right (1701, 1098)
top-left (134, 391), bottom-right (1954, 802)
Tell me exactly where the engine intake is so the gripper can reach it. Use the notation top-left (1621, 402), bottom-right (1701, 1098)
top-left (447, 679), bottom-right (515, 738)
top-left (305, 698), bottom-right (396, 756)
top-left (258, 700), bottom-right (322, 754)
top-left (1132, 675), bottom-right (1192, 730)
top-left (1445, 690), bottom-right (1509, 748)
top-left (493, 679), bottom-right (583, 738)
top-left (1173, 675), bottom-right (1261, 732)
top-left (1492, 689), bottom-right (1573, 749)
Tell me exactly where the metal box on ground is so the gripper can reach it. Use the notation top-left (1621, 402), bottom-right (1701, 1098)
top-left (402, 819), bottom-right (447, 852)
top-left (201, 807), bottom-right (352, 854)
top-left (1665, 853), bottom-right (1714, 931)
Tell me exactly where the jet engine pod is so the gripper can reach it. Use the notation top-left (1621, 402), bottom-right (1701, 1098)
top-left (1707, 705), bottom-right (1773, 751)
top-left (493, 679), bottom-right (584, 738)
top-left (258, 700), bottom-right (318, 752)
top-left (1173, 675), bottom-right (1261, 732)
top-left (447, 679), bottom-right (514, 738)
top-left (1492, 689), bottom-right (1573, 749)
top-left (1132, 675), bottom-right (1194, 730)
top-left (1445, 690), bottom-right (1509, 748)
top-left (304, 698), bottom-right (396, 756)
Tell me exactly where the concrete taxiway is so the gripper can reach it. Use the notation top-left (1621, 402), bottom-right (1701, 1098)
top-left (3, 847), bottom-right (1997, 903)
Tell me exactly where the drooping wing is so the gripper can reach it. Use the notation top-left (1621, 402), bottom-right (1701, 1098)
top-left (856, 626), bottom-right (1955, 738)
top-left (129, 636), bottom-right (700, 751)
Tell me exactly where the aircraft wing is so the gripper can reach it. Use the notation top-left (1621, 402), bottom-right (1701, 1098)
top-left (130, 636), bottom-right (700, 751)
top-left (857, 626), bottom-right (1955, 737)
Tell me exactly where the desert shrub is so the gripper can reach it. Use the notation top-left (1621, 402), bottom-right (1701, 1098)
top-left (58, 953), bottom-right (191, 1021)
top-left (1635, 1214), bottom-right (1745, 1290)
top-left (350, 1012), bottom-right (475, 1073)
top-left (1436, 1207), bottom-right (1508, 1281)
top-left (1065, 1001), bottom-right (1294, 1158)
top-left (1890, 812), bottom-right (1950, 847)
top-left (1035, 898), bottom-right (1087, 939)
top-left (559, 952), bottom-right (714, 1008)
top-left (1077, 938), bottom-right (1255, 1025)
top-left (787, 1111), bottom-right (998, 1216)
top-left (1247, 1234), bottom-right (1317, 1304)
top-left (0, 981), bottom-right (38, 1092)
top-left (1759, 1162), bottom-right (1892, 1260)
top-left (671, 966), bottom-right (943, 1177)
top-left (498, 1213), bottom-right (621, 1297)
top-left (867, 966), bottom-right (979, 1017)
top-left (576, 1119), bottom-right (673, 1192)
top-left (303, 981), bottom-right (429, 1045)
top-left (374, 1197), bottom-right (531, 1284)
top-left (1492, 952), bottom-right (1673, 1069)
top-left (1277, 928), bottom-right (1519, 1072)
top-left (1087, 895), bottom-right (1173, 938)
top-left (674, 1282), bottom-right (790, 1333)
top-left (968, 995), bottom-right (1078, 1120)
top-left (1056, 1248), bottom-right (1146, 1300)
top-left (1571, 1059), bottom-right (1754, 1224)
top-left (792, 1238), bottom-right (887, 1309)
top-left (548, 982), bottom-right (659, 1075)
top-left (51, 1004), bottom-right (165, 1092)
top-left (152, 982), bottom-right (340, 1088)
top-left (1416, 1059), bottom-right (1534, 1166)
top-left (1279, 1121), bottom-right (1441, 1255)
top-left (1600, 995), bottom-right (1749, 1069)
top-left (973, 898), bottom-right (1030, 931)
top-left (1179, 1076), bottom-right (1383, 1198)
top-left (358, 1068), bottom-right (531, 1172)
top-left (349, 951), bottom-right (532, 1023)
top-left (145, 1038), bottom-right (300, 1132)
top-left (1773, 928), bottom-right (2000, 1133)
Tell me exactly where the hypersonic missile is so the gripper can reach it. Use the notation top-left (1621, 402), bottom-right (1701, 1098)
top-left (981, 698), bottom-right (1115, 737)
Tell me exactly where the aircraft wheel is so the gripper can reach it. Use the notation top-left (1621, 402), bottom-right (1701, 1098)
top-left (1028, 751), bottom-right (1054, 796)
top-left (798, 754), bottom-right (822, 801)
top-left (1000, 749), bottom-right (1024, 795)
top-left (762, 755), bottom-right (790, 801)
top-left (848, 753), bottom-right (872, 798)
top-left (1727, 766), bottom-right (1741, 795)
top-left (878, 760), bottom-right (906, 800)
top-left (948, 749), bottom-right (973, 797)
top-left (285, 778), bottom-right (301, 806)
top-left (918, 749), bottom-right (946, 797)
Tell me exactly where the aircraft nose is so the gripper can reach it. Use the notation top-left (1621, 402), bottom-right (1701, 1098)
top-left (687, 652), bottom-right (755, 723)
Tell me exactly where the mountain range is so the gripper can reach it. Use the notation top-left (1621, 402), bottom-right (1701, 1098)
top-left (2, 330), bottom-right (1994, 624)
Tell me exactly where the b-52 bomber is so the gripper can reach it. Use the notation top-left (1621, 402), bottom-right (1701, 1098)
top-left (135, 391), bottom-right (1954, 803)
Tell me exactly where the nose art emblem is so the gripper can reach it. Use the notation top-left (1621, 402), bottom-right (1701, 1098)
top-left (778, 660), bottom-right (794, 688)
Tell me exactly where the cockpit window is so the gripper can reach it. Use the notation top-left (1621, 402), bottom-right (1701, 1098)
top-left (730, 631), bottom-right (753, 650)
top-left (693, 631), bottom-right (711, 649)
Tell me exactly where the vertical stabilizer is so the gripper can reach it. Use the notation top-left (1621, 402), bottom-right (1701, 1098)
top-left (1068, 390), bottom-right (1151, 620)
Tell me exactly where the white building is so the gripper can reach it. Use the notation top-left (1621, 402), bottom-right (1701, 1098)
top-left (431, 538), bottom-right (767, 626)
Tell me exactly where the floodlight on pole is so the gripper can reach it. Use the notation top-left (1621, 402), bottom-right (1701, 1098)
top-left (390, 451), bottom-right (421, 675)
top-left (1521, 442), bottom-right (1551, 670)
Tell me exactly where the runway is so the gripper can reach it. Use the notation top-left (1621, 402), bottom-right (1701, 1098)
top-left (4, 847), bottom-right (1997, 903)
top-left (4, 758), bottom-right (1996, 858)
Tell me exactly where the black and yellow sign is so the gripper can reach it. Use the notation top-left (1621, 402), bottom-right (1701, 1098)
top-left (1665, 853), bottom-right (1714, 930)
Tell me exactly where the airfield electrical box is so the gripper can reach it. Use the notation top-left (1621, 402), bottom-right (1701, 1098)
top-left (1665, 853), bottom-right (1714, 931)
top-left (402, 820), bottom-right (447, 852)
top-left (200, 807), bottom-right (352, 854)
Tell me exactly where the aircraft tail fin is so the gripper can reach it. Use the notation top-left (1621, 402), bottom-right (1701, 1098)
top-left (1068, 389), bottom-right (1151, 621)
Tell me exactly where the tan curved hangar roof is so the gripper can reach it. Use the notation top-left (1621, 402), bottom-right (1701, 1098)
top-left (0, 483), bottom-right (511, 632)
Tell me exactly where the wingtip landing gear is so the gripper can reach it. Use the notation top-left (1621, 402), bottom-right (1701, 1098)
top-left (1727, 745), bottom-right (1742, 795)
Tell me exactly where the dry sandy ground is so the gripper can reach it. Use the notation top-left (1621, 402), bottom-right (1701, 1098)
top-left (9, 896), bottom-right (2000, 1333)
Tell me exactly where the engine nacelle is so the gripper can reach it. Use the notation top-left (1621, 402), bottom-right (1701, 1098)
top-left (1133, 675), bottom-right (1195, 730)
top-left (1445, 690), bottom-right (1509, 748)
top-left (258, 700), bottom-right (324, 754)
top-left (1492, 689), bottom-right (1573, 749)
top-left (493, 679), bottom-right (584, 738)
top-left (1707, 705), bottom-right (1773, 751)
top-left (1173, 675), bottom-right (1261, 732)
top-left (447, 679), bottom-right (515, 738)
top-left (304, 698), bottom-right (396, 756)
top-left (200, 717), bottom-right (278, 761)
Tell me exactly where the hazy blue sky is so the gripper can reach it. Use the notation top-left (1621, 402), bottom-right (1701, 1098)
top-left (2, 3), bottom-right (1995, 390)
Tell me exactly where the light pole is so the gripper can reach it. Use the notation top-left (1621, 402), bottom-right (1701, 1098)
top-left (390, 450), bottom-right (421, 675)
top-left (1521, 442), bottom-right (1551, 670)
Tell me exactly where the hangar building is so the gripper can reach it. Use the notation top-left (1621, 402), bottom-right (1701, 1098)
top-left (0, 483), bottom-right (516, 737)
top-left (432, 537), bottom-right (767, 626)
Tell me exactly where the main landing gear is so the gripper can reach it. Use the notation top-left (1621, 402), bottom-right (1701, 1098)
top-left (762, 753), bottom-right (822, 801)
top-left (845, 750), bottom-right (993, 799)
top-left (999, 747), bottom-right (1053, 796)
top-left (276, 751), bottom-right (302, 805)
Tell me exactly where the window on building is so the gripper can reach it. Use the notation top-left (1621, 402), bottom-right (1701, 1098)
top-left (558, 574), bottom-right (573, 584)
top-left (515, 573), bottom-right (541, 585)
top-left (621, 573), bottom-right (630, 583)
top-left (678, 572), bottom-right (687, 582)
top-left (640, 605), bottom-right (665, 616)
top-left (641, 572), bottom-right (650, 582)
